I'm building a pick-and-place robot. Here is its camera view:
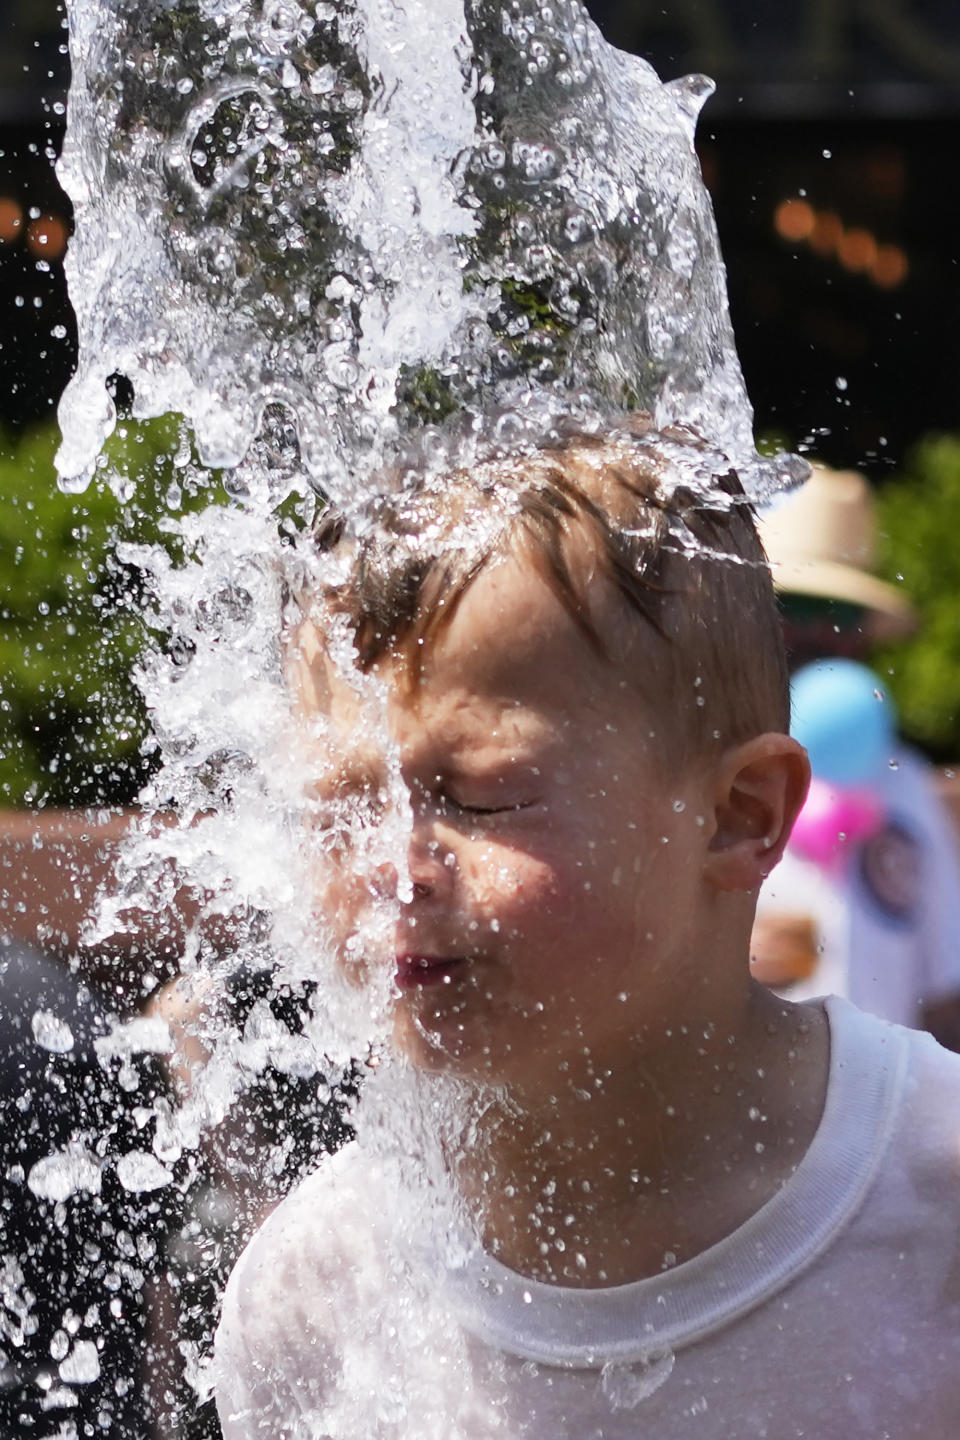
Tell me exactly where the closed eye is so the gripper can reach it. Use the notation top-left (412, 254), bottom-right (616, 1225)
top-left (408, 771), bottom-right (540, 818)
top-left (443, 795), bottom-right (537, 817)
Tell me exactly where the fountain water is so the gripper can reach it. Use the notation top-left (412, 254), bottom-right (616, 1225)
top-left (57, 0), bottom-right (804, 501)
top-left (10, 0), bottom-right (808, 1434)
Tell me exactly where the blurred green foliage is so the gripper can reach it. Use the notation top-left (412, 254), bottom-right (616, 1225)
top-left (873, 435), bottom-right (960, 761)
top-left (0, 417), bottom-right (225, 808)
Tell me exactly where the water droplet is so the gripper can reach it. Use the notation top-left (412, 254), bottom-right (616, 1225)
top-left (28, 1145), bottom-right (101, 1201)
top-left (563, 210), bottom-right (589, 243)
top-left (116, 1151), bottom-right (173, 1193)
top-left (59, 1340), bottom-right (100, 1385)
top-left (31, 1009), bottom-right (75, 1053)
top-left (835, 375), bottom-right (848, 391)
top-left (601, 1350), bottom-right (675, 1409)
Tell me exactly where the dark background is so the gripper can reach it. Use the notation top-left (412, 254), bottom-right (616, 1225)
top-left (1, 0), bottom-right (959, 473)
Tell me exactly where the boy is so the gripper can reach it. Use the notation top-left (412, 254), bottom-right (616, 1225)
top-left (214, 425), bottom-right (960, 1437)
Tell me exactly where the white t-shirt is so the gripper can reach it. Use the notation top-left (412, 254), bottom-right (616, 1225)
top-left (757, 748), bottom-right (960, 1025)
top-left (215, 999), bottom-right (960, 1439)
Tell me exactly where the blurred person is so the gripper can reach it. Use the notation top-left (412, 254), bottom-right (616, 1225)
top-left (754, 467), bottom-right (960, 1043)
top-left (761, 464), bottom-right (916, 666)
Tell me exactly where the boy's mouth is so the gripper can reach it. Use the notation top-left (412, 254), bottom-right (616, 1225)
top-left (394, 953), bottom-right (467, 990)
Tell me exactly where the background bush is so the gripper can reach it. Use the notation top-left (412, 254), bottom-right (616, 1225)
top-left (873, 435), bottom-right (960, 763)
top-left (0, 418), bottom-right (224, 808)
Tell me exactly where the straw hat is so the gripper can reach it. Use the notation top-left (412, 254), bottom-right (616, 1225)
top-left (758, 465), bottom-right (917, 641)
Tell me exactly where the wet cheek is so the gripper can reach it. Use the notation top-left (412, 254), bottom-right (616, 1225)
top-left (308, 847), bottom-right (391, 990)
top-left (310, 877), bottom-right (363, 985)
top-left (463, 844), bottom-right (566, 934)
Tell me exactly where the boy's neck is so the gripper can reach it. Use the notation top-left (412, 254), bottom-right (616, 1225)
top-left (450, 986), bottom-right (829, 1288)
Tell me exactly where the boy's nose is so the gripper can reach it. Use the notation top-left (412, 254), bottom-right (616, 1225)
top-left (406, 826), bottom-right (455, 901)
top-left (370, 861), bottom-right (399, 899)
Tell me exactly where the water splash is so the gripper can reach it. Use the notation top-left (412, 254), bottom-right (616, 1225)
top-left (41, 2), bottom-right (807, 1434)
top-left (57, 0), bottom-right (804, 500)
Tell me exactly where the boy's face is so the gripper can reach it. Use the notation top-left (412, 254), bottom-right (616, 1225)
top-left (296, 547), bottom-right (718, 1092)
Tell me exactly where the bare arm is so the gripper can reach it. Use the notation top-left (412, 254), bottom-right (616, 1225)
top-left (0, 808), bottom-right (232, 1001)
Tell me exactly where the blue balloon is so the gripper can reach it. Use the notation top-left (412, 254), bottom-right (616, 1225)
top-left (790, 660), bottom-right (897, 787)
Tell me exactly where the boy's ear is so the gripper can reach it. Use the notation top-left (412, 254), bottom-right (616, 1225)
top-left (703, 734), bottom-right (810, 893)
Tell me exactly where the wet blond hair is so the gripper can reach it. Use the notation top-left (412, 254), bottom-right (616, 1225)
top-left (307, 421), bottom-right (789, 759)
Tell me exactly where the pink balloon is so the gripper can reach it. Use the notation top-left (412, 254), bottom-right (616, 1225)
top-left (789, 778), bottom-right (884, 871)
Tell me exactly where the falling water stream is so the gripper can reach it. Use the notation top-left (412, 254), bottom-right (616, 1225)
top-left (7, 1), bottom-right (807, 1435)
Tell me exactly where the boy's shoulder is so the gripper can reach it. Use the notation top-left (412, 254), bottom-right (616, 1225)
top-left (891, 1007), bottom-right (960, 1178)
top-left (826, 996), bottom-right (960, 1221)
top-left (221, 1139), bottom-right (385, 1320)
top-left (215, 1142), bottom-right (401, 1436)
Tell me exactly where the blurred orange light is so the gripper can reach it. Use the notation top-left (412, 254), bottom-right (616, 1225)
top-left (872, 244), bottom-right (909, 289)
top-left (838, 227), bottom-right (878, 273)
top-left (774, 198), bottom-right (815, 243)
top-left (26, 214), bottom-right (68, 261)
top-left (809, 210), bottom-right (843, 257)
top-left (0, 196), bottom-right (23, 243)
